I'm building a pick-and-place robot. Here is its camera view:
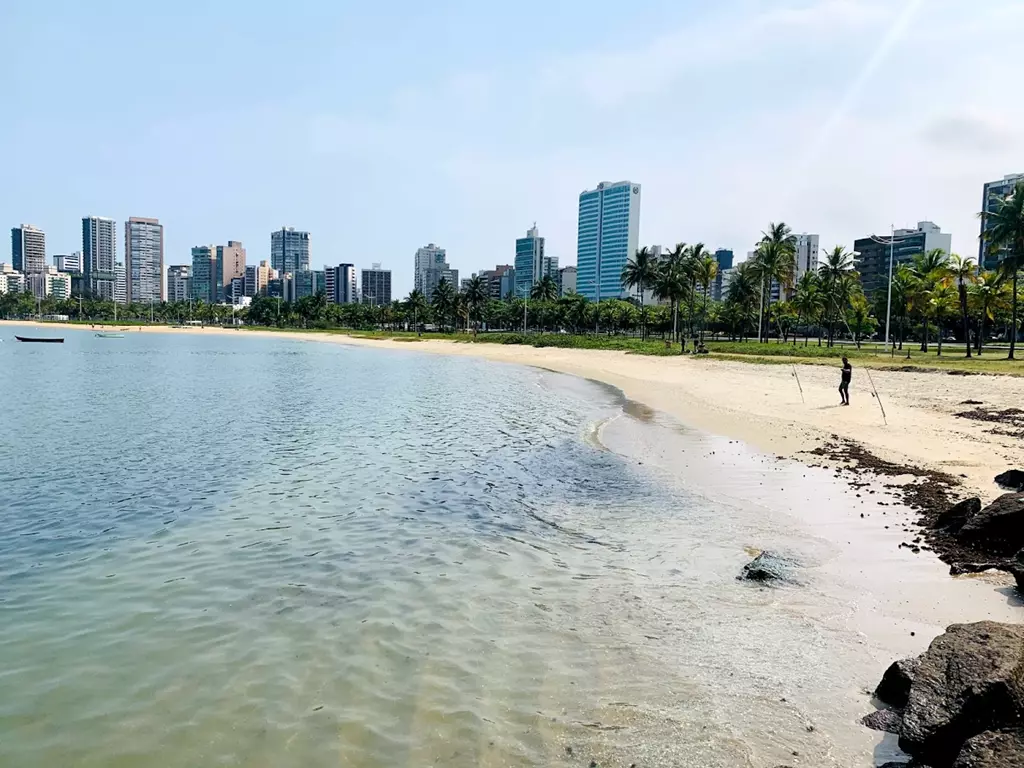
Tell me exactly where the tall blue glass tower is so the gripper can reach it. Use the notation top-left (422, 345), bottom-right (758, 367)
top-left (576, 181), bottom-right (641, 302)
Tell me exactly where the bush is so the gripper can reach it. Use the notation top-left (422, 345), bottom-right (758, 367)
top-left (501, 333), bottom-right (526, 345)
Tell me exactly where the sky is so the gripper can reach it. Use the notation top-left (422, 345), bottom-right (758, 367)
top-left (2, 0), bottom-right (1023, 297)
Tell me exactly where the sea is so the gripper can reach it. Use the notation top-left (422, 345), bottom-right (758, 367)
top-left (0, 326), bottom-right (1016, 767)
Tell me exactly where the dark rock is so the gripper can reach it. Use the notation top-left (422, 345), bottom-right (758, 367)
top-left (876, 658), bottom-right (920, 708)
top-left (934, 498), bottom-right (982, 533)
top-left (949, 562), bottom-right (1004, 576)
top-left (952, 729), bottom-right (1024, 768)
top-left (738, 551), bottom-right (796, 584)
top-left (899, 622), bottom-right (1024, 767)
top-left (995, 470), bottom-right (1024, 492)
top-left (863, 708), bottom-right (903, 733)
top-left (957, 494), bottom-right (1024, 555)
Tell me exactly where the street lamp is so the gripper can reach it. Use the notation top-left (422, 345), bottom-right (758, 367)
top-left (863, 226), bottom-right (920, 354)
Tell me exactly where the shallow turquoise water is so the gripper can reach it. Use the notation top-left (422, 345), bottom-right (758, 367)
top-left (0, 329), bottom-right (683, 767)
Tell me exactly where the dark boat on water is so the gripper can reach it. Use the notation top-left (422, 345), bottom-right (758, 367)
top-left (14, 336), bottom-right (64, 343)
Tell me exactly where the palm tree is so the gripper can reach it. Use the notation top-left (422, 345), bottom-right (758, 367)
top-left (463, 275), bottom-right (489, 337)
top-left (431, 278), bottom-right (456, 332)
top-left (723, 261), bottom-right (759, 341)
top-left (931, 283), bottom-right (957, 356)
top-left (621, 246), bottom-right (660, 340)
top-left (980, 179), bottom-right (1024, 359)
top-left (909, 248), bottom-right (951, 353)
top-left (530, 275), bottom-right (559, 302)
top-left (405, 289), bottom-right (428, 336)
top-left (891, 265), bottom-right (915, 355)
top-left (653, 243), bottom-right (688, 348)
top-left (695, 252), bottom-right (718, 342)
top-left (792, 271), bottom-right (823, 346)
top-left (750, 224), bottom-right (797, 343)
top-left (818, 246), bottom-right (857, 346)
top-left (970, 271), bottom-right (1009, 356)
top-left (683, 243), bottom-right (708, 340)
top-left (949, 254), bottom-right (976, 358)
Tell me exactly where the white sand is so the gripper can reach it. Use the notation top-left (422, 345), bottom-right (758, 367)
top-left (6, 321), bottom-right (1023, 499)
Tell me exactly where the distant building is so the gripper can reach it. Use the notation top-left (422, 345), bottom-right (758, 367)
top-left (514, 225), bottom-right (545, 298)
top-left (361, 263), bottom-right (392, 305)
top-left (499, 267), bottom-right (516, 300)
top-left (228, 277), bottom-right (245, 304)
top-left (854, 221), bottom-right (952, 299)
top-left (542, 255), bottom-right (560, 291)
top-left (28, 265), bottom-right (71, 300)
top-left (979, 173), bottom-right (1024, 270)
top-left (167, 265), bottom-right (191, 302)
top-left (325, 264), bottom-right (357, 303)
top-left (712, 249), bottom-right (734, 301)
top-left (770, 233), bottom-right (819, 301)
top-left (719, 267), bottom-right (737, 298)
top-left (190, 246), bottom-right (216, 302)
top-left (114, 262), bottom-right (127, 305)
top-left (271, 228), bottom-right (309, 277)
top-left (560, 265), bottom-right (578, 296)
top-left (54, 252), bottom-right (82, 274)
top-left (82, 216), bottom-right (117, 300)
top-left (11, 224), bottom-right (46, 274)
top-left (244, 260), bottom-right (273, 297)
top-left (217, 241), bottom-right (246, 303)
top-left (577, 180), bottom-right (641, 302)
top-left (293, 270), bottom-right (318, 300)
top-left (0, 263), bottom-right (26, 294)
top-left (314, 270), bottom-right (325, 296)
top-left (266, 277), bottom-right (285, 299)
top-left (125, 217), bottom-right (164, 304)
top-left (413, 243), bottom-right (457, 298)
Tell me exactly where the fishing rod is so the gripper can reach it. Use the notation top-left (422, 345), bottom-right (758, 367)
top-left (791, 364), bottom-right (805, 404)
top-left (864, 367), bottom-right (887, 425)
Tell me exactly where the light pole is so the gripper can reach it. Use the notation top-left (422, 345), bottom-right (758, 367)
top-left (864, 226), bottom-right (918, 354)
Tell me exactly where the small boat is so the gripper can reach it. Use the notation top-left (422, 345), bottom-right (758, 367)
top-left (95, 332), bottom-right (125, 338)
top-left (15, 336), bottom-right (64, 343)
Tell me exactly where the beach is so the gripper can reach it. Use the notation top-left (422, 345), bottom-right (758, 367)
top-left (9, 320), bottom-right (1021, 501)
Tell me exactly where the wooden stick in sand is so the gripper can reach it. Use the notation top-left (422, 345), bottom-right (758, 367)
top-left (791, 365), bottom-right (805, 404)
top-left (865, 367), bottom-right (887, 425)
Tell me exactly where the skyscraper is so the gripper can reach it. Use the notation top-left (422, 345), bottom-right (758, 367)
top-left (514, 225), bottom-right (545, 297)
top-left (82, 216), bottom-right (117, 299)
top-left (125, 217), bottom-right (164, 303)
top-left (244, 260), bottom-right (273, 297)
top-left (114, 262), bottom-right (127, 305)
top-left (560, 265), bottom-right (577, 296)
top-left (361, 263), bottom-right (392, 306)
top-left (217, 241), bottom-right (246, 302)
top-left (413, 243), bottom-right (457, 298)
top-left (271, 228), bottom-right (310, 276)
top-left (854, 222), bottom-right (951, 299)
top-left (712, 249), bottom-right (734, 301)
top-left (325, 264), bottom-right (358, 304)
top-left (979, 173), bottom-right (1024, 270)
top-left (167, 265), bottom-right (191, 302)
top-left (11, 224), bottom-right (46, 274)
top-left (576, 181), bottom-right (641, 302)
top-left (190, 246), bottom-right (216, 302)
top-left (54, 252), bottom-right (82, 273)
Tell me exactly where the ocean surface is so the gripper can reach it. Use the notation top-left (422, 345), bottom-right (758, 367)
top-left (0, 326), bottom-right (1015, 767)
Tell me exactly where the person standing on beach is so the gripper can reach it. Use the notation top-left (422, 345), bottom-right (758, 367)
top-left (839, 356), bottom-right (852, 406)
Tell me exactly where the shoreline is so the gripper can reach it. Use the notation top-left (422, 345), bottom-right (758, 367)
top-left (6, 319), bottom-right (1021, 502)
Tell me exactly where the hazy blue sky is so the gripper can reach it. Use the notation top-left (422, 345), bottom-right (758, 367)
top-left (2, 0), bottom-right (1022, 295)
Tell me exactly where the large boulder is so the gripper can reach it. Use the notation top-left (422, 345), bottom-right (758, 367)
top-left (876, 657), bottom-right (920, 708)
top-left (994, 470), bottom-right (1024, 492)
top-left (952, 729), bottom-right (1024, 768)
top-left (899, 622), bottom-right (1024, 767)
top-left (738, 551), bottom-right (796, 584)
top-left (957, 494), bottom-right (1024, 555)
top-left (934, 498), bottom-right (982, 533)
top-left (863, 708), bottom-right (903, 733)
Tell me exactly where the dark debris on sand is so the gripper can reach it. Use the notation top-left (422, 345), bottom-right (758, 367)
top-left (953, 406), bottom-right (1024, 440)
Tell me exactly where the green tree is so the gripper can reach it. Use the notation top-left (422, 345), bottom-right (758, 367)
top-left (846, 291), bottom-right (877, 348)
top-left (695, 252), bottom-right (718, 342)
top-left (980, 178), bottom-right (1024, 359)
top-left (463, 275), bottom-right (489, 338)
top-left (652, 243), bottom-right (689, 349)
top-left (431, 278), bottom-right (456, 332)
top-left (930, 282), bottom-right (957, 356)
top-left (750, 223), bottom-right (797, 343)
top-left (530, 275), bottom-right (559, 302)
top-left (405, 289), bottom-right (428, 336)
top-left (818, 246), bottom-right (857, 347)
top-left (969, 271), bottom-right (1010, 356)
top-left (723, 261), bottom-right (759, 342)
top-left (620, 246), bottom-right (659, 340)
top-left (909, 248), bottom-right (951, 353)
top-left (792, 271), bottom-right (823, 346)
top-left (949, 254), bottom-right (976, 358)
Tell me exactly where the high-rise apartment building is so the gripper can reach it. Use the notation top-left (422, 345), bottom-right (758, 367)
top-left (11, 224), bottom-right (46, 274)
top-left (28, 265), bottom-right (72, 300)
top-left (217, 241), bottom-right (246, 303)
top-left (82, 216), bottom-right (117, 300)
top-left (0, 263), bottom-right (27, 294)
top-left (361, 263), bottom-right (391, 305)
top-left (514, 225), bottom-right (545, 298)
top-left (711, 249), bottom-right (734, 301)
top-left (499, 267), bottom-right (516, 299)
top-left (167, 265), bottom-right (191, 302)
top-left (114, 262), bottom-right (127, 305)
top-left (769, 233), bottom-right (819, 301)
top-left (54, 252), bottom-right (82, 273)
top-left (325, 264), bottom-right (358, 304)
top-left (979, 173), bottom-right (1024, 270)
top-left (854, 222), bottom-right (951, 298)
top-left (271, 228), bottom-right (309, 277)
top-left (125, 217), bottom-right (164, 304)
top-left (560, 266), bottom-right (578, 296)
top-left (576, 181), bottom-right (641, 302)
top-left (243, 260), bottom-right (274, 297)
top-left (190, 246), bottom-right (216, 302)
top-left (413, 243), bottom-right (458, 298)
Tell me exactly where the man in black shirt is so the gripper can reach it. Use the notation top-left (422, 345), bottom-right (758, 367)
top-left (839, 356), bottom-right (852, 405)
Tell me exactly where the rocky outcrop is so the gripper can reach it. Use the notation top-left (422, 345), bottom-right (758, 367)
top-left (876, 658), bottom-right (920, 708)
top-left (867, 622), bottom-right (1024, 768)
top-left (933, 498), bottom-right (981, 533)
top-left (957, 494), bottom-right (1024, 555)
top-left (994, 470), bottom-right (1024, 492)
top-left (952, 729), bottom-right (1024, 768)
top-left (738, 551), bottom-right (796, 584)
top-left (863, 708), bottom-right (903, 733)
